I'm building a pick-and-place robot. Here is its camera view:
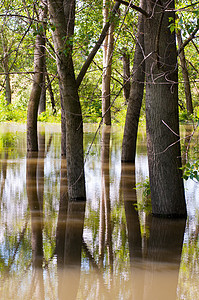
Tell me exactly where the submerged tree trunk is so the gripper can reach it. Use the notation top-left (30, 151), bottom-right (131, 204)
top-left (121, 0), bottom-right (145, 162)
top-left (102, 0), bottom-right (114, 126)
top-left (144, 0), bottom-right (186, 217)
top-left (177, 30), bottom-right (193, 114)
top-left (27, 0), bottom-right (47, 152)
top-left (48, 0), bottom-right (86, 201)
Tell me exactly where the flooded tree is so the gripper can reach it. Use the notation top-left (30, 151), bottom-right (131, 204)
top-left (48, 0), bottom-right (86, 201)
top-left (121, 0), bottom-right (145, 163)
top-left (27, 0), bottom-right (47, 152)
top-left (144, 0), bottom-right (187, 217)
top-left (48, 0), bottom-right (120, 201)
top-left (102, 0), bottom-right (115, 125)
top-left (120, 0), bottom-right (187, 216)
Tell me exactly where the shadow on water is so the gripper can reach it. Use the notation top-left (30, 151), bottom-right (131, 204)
top-left (121, 162), bottom-right (186, 300)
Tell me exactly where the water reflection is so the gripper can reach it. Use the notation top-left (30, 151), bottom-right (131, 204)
top-left (99, 126), bottom-right (113, 269)
top-left (26, 151), bottom-right (44, 269)
top-left (121, 163), bottom-right (186, 300)
top-left (27, 141), bottom-right (86, 299)
top-left (0, 124), bottom-right (198, 299)
top-left (56, 195), bottom-right (85, 300)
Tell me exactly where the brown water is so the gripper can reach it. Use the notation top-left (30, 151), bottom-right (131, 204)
top-left (0, 123), bottom-right (198, 300)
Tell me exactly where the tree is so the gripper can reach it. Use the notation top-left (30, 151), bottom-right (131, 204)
top-left (102, 0), bottom-right (114, 125)
top-left (122, 50), bottom-right (130, 103)
top-left (48, 0), bottom-right (120, 200)
top-left (121, 0), bottom-right (145, 163)
top-left (0, 32), bottom-right (12, 104)
top-left (48, 0), bottom-right (86, 200)
top-left (177, 29), bottom-right (193, 114)
top-left (144, 0), bottom-right (186, 217)
top-left (119, 0), bottom-right (199, 216)
top-left (27, 0), bottom-right (47, 152)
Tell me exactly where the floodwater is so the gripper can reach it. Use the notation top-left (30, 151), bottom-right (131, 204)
top-left (0, 122), bottom-right (198, 300)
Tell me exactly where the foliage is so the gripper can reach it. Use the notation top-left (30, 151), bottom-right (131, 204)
top-left (181, 161), bottom-right (199, 182)
top-left (37, 109), bottom-right (61, 123)
top-left (134, 177), bottom-right (152, 213)
top-left (0, 0), bottom-right (198, 126)
top-left (179, 111), bottom-right (199, 124)
top-left (0, 97), bottom-right (27, 122)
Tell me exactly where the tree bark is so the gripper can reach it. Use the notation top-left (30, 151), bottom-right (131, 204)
top-left (121, 0), bottom-right (145, 162)
top-left (27, 0), bottom-right (47, 152)
top-left (144, 0), bottom-right (186, 217)
top-left (177, 30), bottom-right (193, 114)
top-left (48, 0), bottom-right (86, 201)
top-left (122, 51), bottom-right (130, 103)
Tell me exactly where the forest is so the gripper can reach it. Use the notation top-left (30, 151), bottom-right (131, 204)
top-left (0, 0), bottom-right (199, 217)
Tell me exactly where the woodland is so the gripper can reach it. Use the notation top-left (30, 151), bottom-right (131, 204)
top-left (0, 0), bottom-right (199, 217)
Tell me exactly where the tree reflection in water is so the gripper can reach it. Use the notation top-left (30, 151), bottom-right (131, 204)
top-left (121, 162), bottom-right (186, 300)
top-left (27, 135), bottom-right (86, 300)
top-left (0, 124), bottom-right (198, 299)
top-left (99, 126), bottom-right (113, 270)
top-left (56, 157), bottom-right (86, 299)
top-left (26, 132), bottom-right (46, 298)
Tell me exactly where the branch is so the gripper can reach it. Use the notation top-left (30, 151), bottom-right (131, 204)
top-left (166, 1), bottom-right (199, 12)
top-left (116, 0), bottom-right (149, 17)
top-left (0, 13), bottom-right (40, 23)
top-left (76, 2), bottom-right (120, 88)
top-left (192, 39), bottom-right (199, 54)
top-left (178, 24), bottom-right (199, 55)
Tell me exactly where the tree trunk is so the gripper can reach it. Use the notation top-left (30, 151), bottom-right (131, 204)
top-left (48, 0), bottom-right (86, 201)
top-left (122, 51), bottom-right (130, 103)
top-left (46, 72), bottom-right (56, 114)
top-left (121, 0), bottom-right (145, 163)
top-left (61, 93), bottom-right (66, 158)
top-left (102, 0), bottom-right (114, 126)
top-left (27, 0), bottom-right (47, 152)
top-left (1, 34), bottom-right (11, 105)
top-left (177, 30), bottom-right (193, 114)
top-left (144, 0), bottom-right (186, 217)
top-left (39, 70), bottom-right (46, 114)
